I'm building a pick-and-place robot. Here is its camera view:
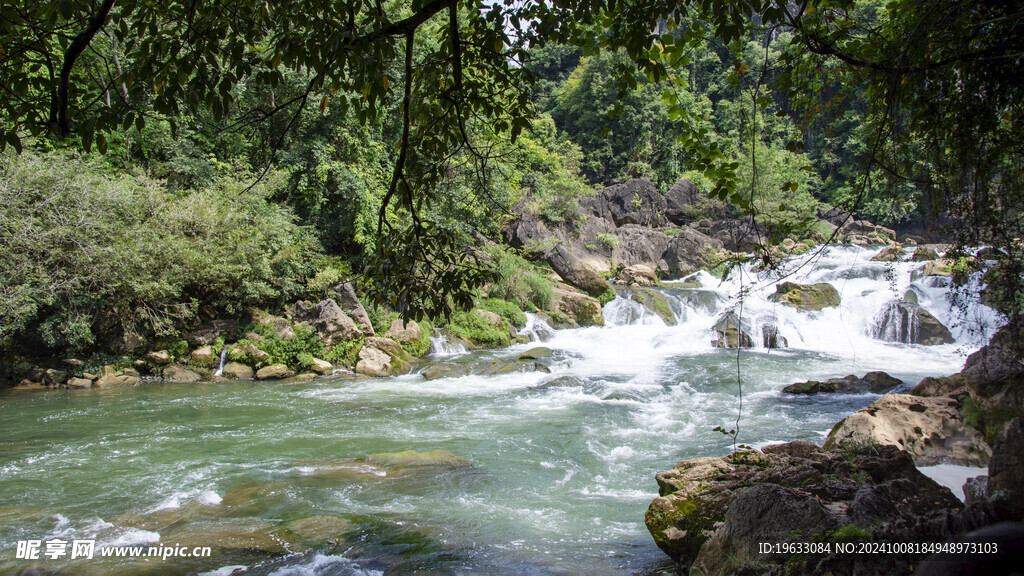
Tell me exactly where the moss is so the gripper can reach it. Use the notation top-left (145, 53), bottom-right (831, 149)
top-left (597, 286), bottom-right (616, 306)
top-left (831, 524), bottom-right (872, 543)
top-left (447, 309), bottom-right (510, 348)
top-left (645, 494), bottom-right (729, 563)
top-left (638, 289), bottom-right (675, 325)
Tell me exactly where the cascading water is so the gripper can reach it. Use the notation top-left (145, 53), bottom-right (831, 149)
top-left (0, 245), bottom-right (1006, 576)
top-left (212, 346), bottom-right (228, 377)
top-left (428, 332), bottom-right (468, 356)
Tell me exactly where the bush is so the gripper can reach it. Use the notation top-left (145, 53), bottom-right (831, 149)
top-left (231, 323), bottom-right (325, 369)
top-left (0, 150), bottom-right (323, 355)
top-left (485, 246), bottom-right (555, 312)
top-left (478, 299), bottom-right (527, 329)
top-left (447, 309), bottom-right (510, 348)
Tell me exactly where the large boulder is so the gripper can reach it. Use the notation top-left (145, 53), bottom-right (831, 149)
top-left (552, 283), bottom-right (605, 327)
top-left (190, 346), bottom-right (217, 368)
top-left (912, 245), bottom-right (940, 261)
top-left (355, 337), bottom-right (412, 377)
top-left (663, 178), bottom-right (700, 224)
top-left (580, 178), bottom-right (667, 227)
top-left (329, 281), bottom-right (375, 336)
top-left (962, 316), bottom-right (1024, 424)
top-left (783, 372), bottom-right (902, 395)
top-left (769, 281), bottom-right (841, 311)
top-left (162, 365), bottom-right (202, 382)
top-left (871, 300), bottom-right (955, 345)
top-left (385, 318), bottom-right (422, 345)
top-left (839, 219), bottom-right (897, 245)
top-left (546, 244), bottom-right (611, 298)
top-left (220, 362), bottom-right (254, 380)
top-left (293, 298), bottom-right (362, 346)
top-left (986, 418), bottom-right (1024, 518)
top-left (614, 264), bottom-right (659, 286)
top-left (609, 226), bottom-right (670, 270)
top-left (711, 310), bottom-right (752, 348)
top-left (825, 394), bottom-right (991, 466)
top-left (93, 373), bottom-right (140, 389)
top-left (659, 226), bottom-right (723, 278)
top-left (255, 364), bottom-right (294, 380)
top-left (645, 441), bottom-right (961, 570)
top-left (870, 242), bottom-right (906, 262)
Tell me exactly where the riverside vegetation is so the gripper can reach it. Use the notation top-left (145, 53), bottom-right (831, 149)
top-left (1, 1), bottom-right (1023, 574)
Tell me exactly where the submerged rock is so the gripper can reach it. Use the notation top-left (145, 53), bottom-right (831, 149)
top-left (783, 372), bottom-right (902, 395)
top-left (711, 310), bottom-right (752, 348)
top-left (769, 281), bottom-right (841, 311)
top-left (420, 363), bottom-right (472, 381)
top-left (632, 288), bottom-right (676, 326)
top-left (761, 324), bottom-right (787, 349)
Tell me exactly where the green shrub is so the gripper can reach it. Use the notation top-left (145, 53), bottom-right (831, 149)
top-left (596, 232), bottom-right (619, 249)
top-left (478, 299), bottom-right (527, 330)
top-left (231, 323), bottom-right (325, 369)
top-left (0, 150), bottom-right (323, 355)
top-left (447, 309), bottom-right (510, 348)
top-left (485, 246), bottom-right (555, 312)
top-left (325, 337), bottom-right (364, 368)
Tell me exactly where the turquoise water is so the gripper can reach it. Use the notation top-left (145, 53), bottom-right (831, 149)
top-left (0, 246), bottom-right (1000, 575)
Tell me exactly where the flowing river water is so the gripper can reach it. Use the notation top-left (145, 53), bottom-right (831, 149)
top-left (0, 246), bottom-right (1005, 575)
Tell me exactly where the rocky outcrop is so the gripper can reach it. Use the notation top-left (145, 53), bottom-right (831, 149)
top-left (912, 246), bottom-right (940, 261)
top-left (663, 178), bottom-right (700, 224)
top-left (190, 345), bottom-right (217, 368)
top-left (546, 244), bottom-right (611, 298)
top-left (783, 371), bottom-right (902, 395)
top-left (872, 300), bottom-right (954, 345)
top-left (293, 298), bottom-right (362, 346)
top-left (385, 319), bottom-right (422, 346)
top-left (580, 178), bottom-right (667, 227)
top-left (646, 441), bottom-right (961, 571)
top-left (839, 219), bottom-right (897, 245)
top-left (711, 310), bottom-right (752, 348)
top-left (552, 283), bottom-right (605, 327)
top-left (987, 418), bottom-right (1024, 517)
top-left (220, 362), bottom-right (254, 380)
top-left (769, 281), bottom-right (841, 311)
top-left (614, 264), bottom-right (658, 286)
top-left (255, 364), bottom-right (294, 380)
top-left (329, 281), bottom-right (375, 336)
top-left (961, 316), bottom-right (1024, 425)
top-left (162, 365), bottom-right (202, 382)
top-left (145, 350), bottom-right (172, 366)
top-left (824, 394), bottom-right (991, 466)
top-left (660, 227), bottom-right (723, 276)
top-left (355, 337), bottom-right (411, 377)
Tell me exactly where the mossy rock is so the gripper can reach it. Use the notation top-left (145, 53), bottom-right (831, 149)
top-left (364, 449), bottom-right (470, 469)
top-left (769, 282), bottom-right (840, 311)
top-left (636, 289), bottom-right (676, 325)
top-left (446, 309), bottom-right (511, 349)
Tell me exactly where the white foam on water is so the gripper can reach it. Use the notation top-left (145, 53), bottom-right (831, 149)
top-left (97, 527), bottom-right (160, 548)
top-left (197, 490), bottom-right (223, 506)
top-left (270, 553), bottom-right (383, 576)
top-left (918, 464), bottom-right (988, 502)
top-left (199, 566), bottom-right (248, 576)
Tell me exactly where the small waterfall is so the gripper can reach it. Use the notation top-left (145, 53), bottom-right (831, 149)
top-left (429, 333), bottom-right (467, 356)
top-left (521, 313), bottom-right (556, 342)
top-left (872, 300), bottom-right (919, 343)
top-left (213, 346), bottom-right (228, 377)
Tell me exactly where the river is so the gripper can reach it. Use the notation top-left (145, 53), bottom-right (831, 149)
top-left (0, 245), bottom-right (1004, 575)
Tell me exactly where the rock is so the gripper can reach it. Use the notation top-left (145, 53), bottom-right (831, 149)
top-left (249, 309), bottom-right (295, 340)
top-left (62, 358), bottom-right (84, 367)
top-left (986, 418), bottom-right (1024, 516)
top-left (421, 363), bottom-right (472, 380)
top-left (962, 316), bottom-right (1024, 423)
top-left (15, 379), bottom-right (44, 389)
top-left (365, 449), bottom-right (470, 469)
top-left (309, 358), bottom-right (333, 376)
top-left (552, 283), bottom-right (605, 327)
top-left (663, 178), bottom-right (700, 224)
top-left (355, 337), bottom-right (411, 377)
top-left (963, 475), bottom-right (988, 506)
top-left (918, 258), bottom-right (956, 277)
top-left (839, 219), bottom-right (897, 245)
top-left (230, 341), bottom-right (270, 363)
top-left (385, 318), bottom-right (422, 345)
top-left (102, 364), bottom-right (117, 376)
top-left (783, 373), bottom-right (899, 395)
top-left (474, 308), bottom-right (503, 327)
top-left (547, 243), bottom-right (611, 298)
top-left (645, 441), bottom-right (960, 569)
top-left (329, 281), bottom-right (375, 336)
top-left (862, 371), bottom-right (903, 391)
top-left (185, 322), bottom-right (222, 347)
top-left (769, 281), bottom-right (841, 311)
top-left (761, 324), bottom-right (787, 349)
top-left (190, 345), bottom-right (217, 368)
top-left (818, 206), bottom-right (852, 227)
top-left (475, 358), bottom-right (551, 376)
top-left (81, 372), bottom-right (98, 381)
top-left (871, 242), bottom-right (905, 262)
top-left (161, 517), bottom-right (293, 555)
top-left (580, 178), bottom-right (667, 227)
top-left (825, 394), bottom-right (991, 466)
top-left (162, 365), bottom-right (202, 382)
top-left (632, 288), bottom-right (676, 325)
top-left (871, 300), bottom-right (955, 345)
top-left (911, 373), bottom-right (968, 397)
top-left (912, 246), bottom-right (940, 261)
top-left (283, 516), bottom-right (349, 544)
top-left (609, 226), bottom-right (670, 270)
top-left (692, 483), bottom-right (837, 576)
top-left (42, 368), bottom-right (68, 387)
top-left (122, 368), bottom-right (140, 378)
top-left (284, 373), bottom-right (318, 384)
top-left (93, 374), bottom-right (140, 389)
top-left (220, 362), bottom-right (254, 380)
top-left (518, 347), bottom-right (553, 360)
top-left (255, 364), bottom-right (294, 380)
top-left (711, 310), bottom-right (752, 348)
top-left (660, 226), bottom-right (724, 278)
top-left (615, 264), bottom-right (659, 286)
top-left (65, 377), bottom-right (92, 389)
top-left (293, 298), bottom-right (361, 346)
